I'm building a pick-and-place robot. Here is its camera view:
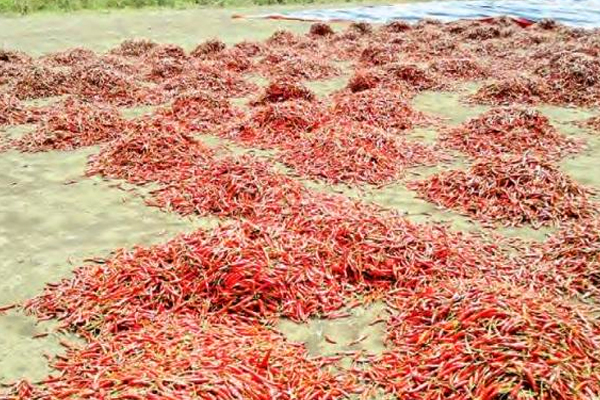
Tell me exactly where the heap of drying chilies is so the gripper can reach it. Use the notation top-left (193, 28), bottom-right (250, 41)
top-left (439, 106), bottom-right (583, 160)
top-left (13, 97), bottom-right (126, 152)
top-left (277, 120), bottom-right (441, 185)
top-left (0, 94), bottom-right (40, 127)
top-left (2, 17), bottom-right (600, 400)
top-left (408, 153), bottom-right (596, 228)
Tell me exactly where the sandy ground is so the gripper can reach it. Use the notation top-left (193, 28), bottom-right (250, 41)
top-left (1, 6), bottom-right (600, 387)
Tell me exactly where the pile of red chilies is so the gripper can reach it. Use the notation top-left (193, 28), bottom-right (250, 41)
top-left (256, 52), bottom-right (342, 81)
top-left (345, 68), bottom-right (384, 93)
top-left (10, 65), bottom-right (71, 99)
top-left (13, 97), bottom-right (126, 152)
top-left (409, 153), bottom-right (596, 227)
top-left (250, 80), bottom-right (316, 105)
top-left (526, 218), bottom-right (600, 299)
top-left (329, 87), bottom-right (432, 132)
top-left (469, 50), bottom-right (600, 107)
top-left (224, 99), bottom-right (325, 149)
top-left (366, 278), bottom-right (600, 400)
top-left (40, 47), bottom-right (97, 67)
top-left (10, 313), bottom-right (363, 399)
top-left (69, 63), bottom-right (163, 106)
top-left (468, 74), bottom-right (553, 106)
top-left (2, 18), bottom-right (600, 400)
top-left (532, 51), bottom-right (600, 107)
top-left (440, 106), bottom-right (583, 159)
top-left (428, 57), bottom-right (490, 80)
top-left (158, 62), bottom-right (258, 99)
top-left (0, 93), bottom-right (39, 127)
top-left (380, 62), bottom-right (448, 92)
top-left (358, 44), bottom-right (401, 66)
top-left (157, 89), bottom-right (244, 133)
top-left (109, 38), bottom-right (158, 57)
top-left (212, 48), bottom-right (256, 73)
top-left (278, 121), bottom-right (441, 185)
top-left (0, 49), bottom-right (32, 84)
top-left (148, 155), bottom-right (306, 218)
top-left (86, 117), bottom-right (214, 184)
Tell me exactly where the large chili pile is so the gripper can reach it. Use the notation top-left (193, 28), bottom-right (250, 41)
top-left (86, 117), bottom-right (215, 184)
top-left (2, 16), bottom-right (600, 400)
top-left (329, 88), bottom-right (432, 132)
top-left (367, 279), bottom-right (600, 400)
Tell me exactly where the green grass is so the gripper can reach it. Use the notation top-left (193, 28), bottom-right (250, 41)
top-left (0, 0), bottom-right (337, 14)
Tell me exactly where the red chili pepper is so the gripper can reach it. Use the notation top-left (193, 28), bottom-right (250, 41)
top-left (0, 303), bottom-right (17, 313)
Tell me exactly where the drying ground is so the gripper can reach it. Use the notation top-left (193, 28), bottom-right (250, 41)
top-left (1, 8), bottom-right (600, 400)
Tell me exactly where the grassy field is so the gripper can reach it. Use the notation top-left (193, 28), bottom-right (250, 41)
top-left (0, 0), bottom-right (380, 15)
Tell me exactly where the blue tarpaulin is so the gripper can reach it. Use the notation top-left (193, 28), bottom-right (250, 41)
top-left (257, 0), bottom-right (600, 28)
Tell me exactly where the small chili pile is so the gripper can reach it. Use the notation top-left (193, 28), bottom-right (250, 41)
top-left (109, 39), bottom-right (158, 57)
top-left (534, 51), bottom-right (600, 107)
top-left (467, 74), bottom-right (552, 106)
top-left (10, 65), bottom-right (70, 100)
top-left (159, 62), bottom-right (258, 99)
top-left (409, 153), bottom-right (596, 227)
top-left (278, 121), bottom-right (441, 185)
top-left (256, 51), bottom-right (341, 81)
top-left (250, 80), bottom-right (316, 106)
top-left (190, 39), bottom-right (227, 59)
top-left (40, 48), bottom-right (97, 67)
top-left (157, 89), bottom-right (244, 133)
top-left (440, 106), bottom-right (583, 159)
top-left (0, 49), bottom-right (32, 85)
top-left (330, 88), bottom-right (432, 133)
top-left (0, 93), bottom-right (39, 127)
top-left (358, 44), bottom-right (401, 67)
top-left (224, 100), bottom-right (325, 149)
top-left (381, 62), bottom-right (447, 92)
top-left (428, 56), bottom-right (490, 80)
top-left (148, 155), bottom-right (306, 219)
top-left (13, 97), bottom-right (126, 152)
top-left (209, 48), bottom-right (255, 73)
top-left (346, 69), bottom-right (383, 93)
top-left (139, 44), bottom-right (190, 82)
top-left (69, 64), bottom-right (162, 106)
top-left (530, 218), bottom-right (600, 299)
top-left (87, 117), bottom-right (214, 184)
top-left (233, 40), bottom-right (264, 57)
